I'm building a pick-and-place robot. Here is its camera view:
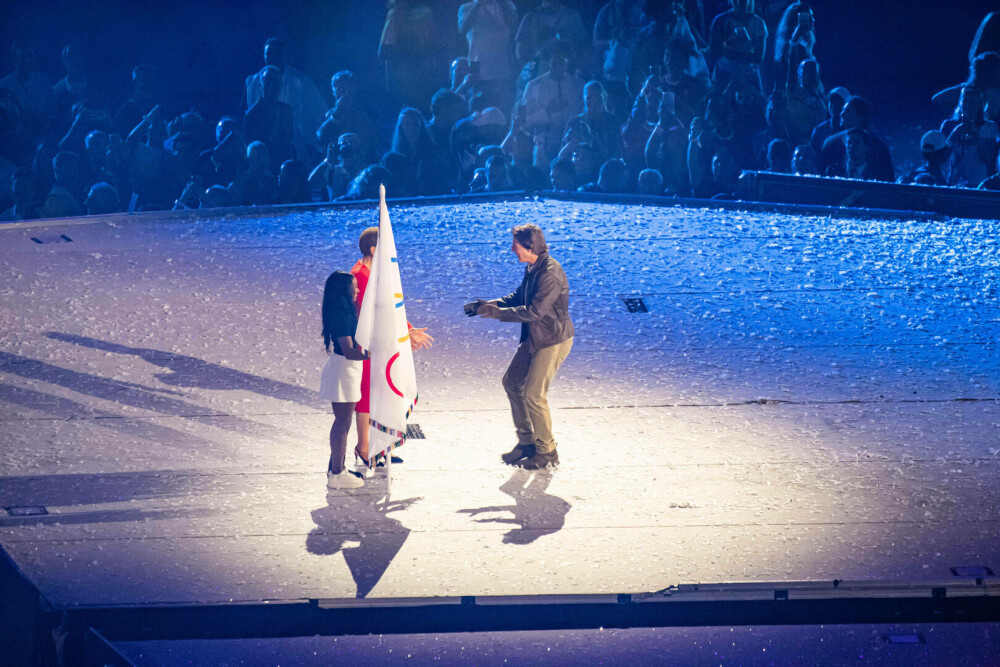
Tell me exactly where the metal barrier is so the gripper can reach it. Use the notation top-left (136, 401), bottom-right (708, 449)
top-left (738, 171), bottom-right (1000, 220)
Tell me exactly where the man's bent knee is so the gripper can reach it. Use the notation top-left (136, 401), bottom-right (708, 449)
top-left (523, 391), bottom-right (548, 412)
top-left (502, 373), bottom-right (524, 396)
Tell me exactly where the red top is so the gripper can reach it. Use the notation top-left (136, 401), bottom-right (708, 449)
top-left (350, 259), bottom-right (370, 309)
top-left (351, 258), bottom-right (411, 328)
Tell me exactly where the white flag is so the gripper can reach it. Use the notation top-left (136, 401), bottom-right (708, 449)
top-left (355, 185), bottom-right (418, 464)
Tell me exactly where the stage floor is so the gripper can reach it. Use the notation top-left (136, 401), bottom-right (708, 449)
top-left (1, 200), bottom-right (998, 609)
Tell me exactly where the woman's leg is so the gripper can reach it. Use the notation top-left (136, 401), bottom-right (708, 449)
top-left (329, 401), bottom-right (356, 474)
top-left (355, 359), bottom-right (371, 461)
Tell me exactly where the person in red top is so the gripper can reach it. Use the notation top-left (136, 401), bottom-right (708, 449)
top-left (351, 226), bottom-right (434, 468)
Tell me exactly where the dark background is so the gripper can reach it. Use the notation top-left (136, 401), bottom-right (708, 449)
top-left (1, 0), bottom-right (995, 152)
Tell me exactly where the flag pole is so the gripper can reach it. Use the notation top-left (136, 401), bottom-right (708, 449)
top-left (385, 442), bottom-right (393, 496)
top-left (382, 184), bottom-right (392, 499)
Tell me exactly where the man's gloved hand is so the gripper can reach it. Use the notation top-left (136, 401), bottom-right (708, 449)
top-left (477, 302), bottom-right (501, 319)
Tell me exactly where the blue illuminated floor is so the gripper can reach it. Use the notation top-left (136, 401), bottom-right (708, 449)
top-left (0, 200), bottom-right (997, 608)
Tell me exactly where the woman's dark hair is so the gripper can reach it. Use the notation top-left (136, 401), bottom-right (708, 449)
top-left (968, 52), bottom-right (1000, 91)
top-left (563, 116), bottom-right (593, 145)
top-left (958, 85), bottom-right (986, 125)
top-left (353, 164), bottom-right (392, 200)
top-left (322, 271), bottom-right (356, 352)
top-left (512, 223), bottom-right (547, 254)
top-left (390, 107), bottom-right (431, 159)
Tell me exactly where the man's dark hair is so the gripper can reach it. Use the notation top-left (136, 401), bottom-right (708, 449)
top-left (845, 96), bottom-right (873, 124)
top-left (62, 42), bottom-right (86, 61)
top-left (572, 142), bottom-right (596, 159)
top-left (844, 127), bottom-right (868, 146)
top-left (132, 64), bottom-right (154, 80)
top-left (599, 158), bottom-right (626, 180)
top-left (548, 39), bottom-right (572, 62)
top-left (356, 165), bottom-right (392, 200)
top-left (264, 37), bottom-right (285, 52)
top-left (431, 88), bottom-right (464, 117)
top-left (359, 226), bottom-right (378, 257)
top-left (512, 223), bottom-right (547, 254)
top-left (468, 91), bottom-right (488, 113)
top-left (380, 150), bottom-right (409, 176)
top-left (767, 138), bottom-right (792, 163)
top-left (550, 156), bottom-right (574, 174)
top-left (53, 151), bottom-right (80, 170)
top-left (87, 182), bottom-right (120, 214)
top-left (332, 70), bottom-right (354, 86)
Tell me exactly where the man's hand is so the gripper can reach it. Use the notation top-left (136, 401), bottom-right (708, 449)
top-left (477, 302), bottom-right (501, 319)
top-left (409, 327), bottom-right (434, 350)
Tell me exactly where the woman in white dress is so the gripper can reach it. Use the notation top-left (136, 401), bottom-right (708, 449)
top-left (319, 271), bottom-right (367, 489)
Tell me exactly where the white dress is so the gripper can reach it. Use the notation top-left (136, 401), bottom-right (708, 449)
top-left (318, 351), bottom-right (362, 402)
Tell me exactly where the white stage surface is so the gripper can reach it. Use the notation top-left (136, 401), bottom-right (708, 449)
top-left (1, 200), bottom-right (998, 608)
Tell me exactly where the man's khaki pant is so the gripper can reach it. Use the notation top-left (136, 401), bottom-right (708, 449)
top-left (502, 338), bottom-right (573, 454)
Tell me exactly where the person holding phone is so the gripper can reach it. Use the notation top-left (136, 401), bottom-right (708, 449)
top-left (708, 0), bottom-right (767, 92)
top-left (774, 3), bottom-right (817, 91)
top-left (458, 0), bottom-right (519, 109)
top-left (520, 42), bottom-right (585, 159)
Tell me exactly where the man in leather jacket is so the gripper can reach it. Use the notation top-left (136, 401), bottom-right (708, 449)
top-left (474, 223), bottom-right (574, 469)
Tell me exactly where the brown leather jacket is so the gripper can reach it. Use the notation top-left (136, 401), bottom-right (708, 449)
top-left (491, 251), bottom-right (574, 352)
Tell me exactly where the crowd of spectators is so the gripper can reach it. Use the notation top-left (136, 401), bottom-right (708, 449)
top-left (2, 2), bottom-right (1000, 221)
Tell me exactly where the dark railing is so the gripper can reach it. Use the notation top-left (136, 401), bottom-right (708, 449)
top-left (738, 171), bottom-right (1000, 221)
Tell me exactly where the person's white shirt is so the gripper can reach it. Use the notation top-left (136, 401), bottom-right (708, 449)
top-left (458, 0), bottom-right (518, 82)
top-left (521, 71), bottom-right (584, 135)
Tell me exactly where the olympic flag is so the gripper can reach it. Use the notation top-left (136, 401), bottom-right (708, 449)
top-left (354, 185), bottom-right (418, 478)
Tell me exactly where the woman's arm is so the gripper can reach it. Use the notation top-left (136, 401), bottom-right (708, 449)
top-left (337, 336), bottom-right (367, 361)
top-left (408, 326), bottom-right (434, 350)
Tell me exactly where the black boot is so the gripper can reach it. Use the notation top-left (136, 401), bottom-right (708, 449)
top-left (502, 444), bottom-right (535, 464)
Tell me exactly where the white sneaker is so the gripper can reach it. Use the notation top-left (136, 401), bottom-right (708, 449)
top-left (327, 470), bottom-right (364, 489)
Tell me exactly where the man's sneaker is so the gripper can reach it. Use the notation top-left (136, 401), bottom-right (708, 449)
top-left (327, 470), bottom-right (364, 489)
top-left (502, 444), bottom-right (535, 465)
top-left (516, 450), bottom-right (559, 470)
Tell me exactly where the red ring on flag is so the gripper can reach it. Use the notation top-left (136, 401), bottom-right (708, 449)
top-left (385, 352), bottom-right (404, 398)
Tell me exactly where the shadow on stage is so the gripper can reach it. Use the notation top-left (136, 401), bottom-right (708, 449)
top-left (307, 492), bottom-right (420, 598)
top-left (0, 469), bottom-right (221, 526)
top-left (458, 468), bottom-right (571, 544)
top-left (46, 332), bottom-right (321, 406)
top-left (0, 347), bottom-right (290, 442)
top-left (0, 379), bottom-right (229, 449)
